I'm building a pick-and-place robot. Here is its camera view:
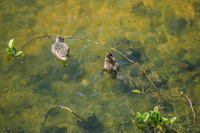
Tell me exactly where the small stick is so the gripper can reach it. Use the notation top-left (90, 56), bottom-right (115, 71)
top-left (186, 96), bottom-right (195, 124)
top-left (42, 105), bottom-right (86, 126)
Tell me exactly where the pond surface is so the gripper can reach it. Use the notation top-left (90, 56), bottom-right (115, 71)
top-left (0, 0), bottom-right (200, 132)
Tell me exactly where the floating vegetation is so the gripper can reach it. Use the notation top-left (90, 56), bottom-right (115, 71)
top-left (135, 106), bottom-right (177, 132)
top-left (5, 39), bottom-right (23, 59)
top-left (132, 90), bottom-right (141, 94)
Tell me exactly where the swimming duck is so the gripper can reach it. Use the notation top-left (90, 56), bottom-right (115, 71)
top-left (51, 36), bottom-right (70, 60)
top-left (99, 53), bottom-right (123, 79)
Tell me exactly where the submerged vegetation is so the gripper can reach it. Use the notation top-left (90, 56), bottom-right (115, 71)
top-left (135, 106), bottom-right (177, 132)
top-left (5, 39), bottom-right (23, 59)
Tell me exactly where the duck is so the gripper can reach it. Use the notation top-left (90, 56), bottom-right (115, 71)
top-left (51, 36), bottom-right (70, 60)
top-left (99, 53), bottom-right (123, 79)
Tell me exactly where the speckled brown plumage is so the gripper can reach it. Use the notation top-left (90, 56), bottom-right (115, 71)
top-left (51, 36), bottom-right (70, 60)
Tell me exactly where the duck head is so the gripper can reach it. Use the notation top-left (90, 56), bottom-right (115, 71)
top-left (56, 36), bottom-right (61, 43)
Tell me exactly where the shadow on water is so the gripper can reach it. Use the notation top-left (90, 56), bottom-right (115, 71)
top-left (108, 37), bottom-right (143, 64)
top-left (41, 110), bottom-right (105, 133)
top-left (77, 113), bottom-right (105, 133)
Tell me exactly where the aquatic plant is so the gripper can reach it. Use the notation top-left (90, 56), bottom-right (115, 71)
top-left (135, 106), bottom-right (177, 132)
top-left (5, 39), bottom-right (23, 58)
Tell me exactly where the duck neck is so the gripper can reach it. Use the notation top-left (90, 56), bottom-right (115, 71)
top-left (56, 37), bottom-right (60, 43)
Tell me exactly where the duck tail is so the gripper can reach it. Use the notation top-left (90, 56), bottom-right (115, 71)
top-left (117, 72), bottom-right (123, 80)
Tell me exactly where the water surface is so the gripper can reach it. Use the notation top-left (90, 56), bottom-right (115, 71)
top-left (0, 0), bottom-right (200, 132)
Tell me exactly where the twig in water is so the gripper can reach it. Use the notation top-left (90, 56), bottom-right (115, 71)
top-left (186, 96), bottom-right (195, 124)
top-left (42, 105), bottom-right (86, 126)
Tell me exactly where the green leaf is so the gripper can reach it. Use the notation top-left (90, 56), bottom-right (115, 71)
top-left (154, 106), bottom-right (158, 112)
top-left (150, 111), bottom-right (154, 115)
top-left (8, 39), bottom-right (14, 49)
top-left (151, 112), bottom-right (158, 122)
top-left (142, 112), bottom-right (149, 122)
top-left (135, 112), bottom-right (142, 122)
top-left (12, 47), bottom-right (16, 55)
top-left (16, 51), bottom-right (23, 56)
top-left (138, 124), bottom-right (146, 129)
top-left (162, 117), bottom-right (169, 125)
top-left (136, 112), bottom-right (142, 117)
top-left (156, 125), bottom-right (163, 131)
top-left (170, 117), bottom-right (177, 124)
top-left (5, 48), bottom-right (12, 55)
top-left (157, 111), bottom-right (161, 121)
top-left (132, 90), bottom-right (141, 94)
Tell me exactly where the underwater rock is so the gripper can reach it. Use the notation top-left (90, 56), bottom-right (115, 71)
top-left (170, 17), bottom-right (188, 35)
top-left (132, 1), bottom-right (147, 16)
top-left (180, 60), bottom-right (196, 71)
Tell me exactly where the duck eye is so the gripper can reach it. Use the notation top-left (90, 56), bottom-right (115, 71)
top-left (109, 53), bottom-right (112, 56)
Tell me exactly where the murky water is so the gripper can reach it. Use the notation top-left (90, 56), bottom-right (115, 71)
top-left (0, 0), bottom-right (200, 132)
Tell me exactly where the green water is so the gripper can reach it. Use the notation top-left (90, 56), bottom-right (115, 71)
top-left (0, 0), bottom-right (200, 132)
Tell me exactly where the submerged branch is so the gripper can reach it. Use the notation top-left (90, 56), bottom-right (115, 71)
top-left (186, 96), bottom-right (195, 124)
top-left (42, 105), bottom-right (86, 126)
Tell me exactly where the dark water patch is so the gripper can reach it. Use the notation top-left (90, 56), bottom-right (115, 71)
top-left (154, 57), bottom-right (164, 68)
top-left (157, 30), bottom-right (168, 44)
top-left (41, 126), bottom-right (67, 133)
top-left (145, 37), bottom-right (157, 46)
top-left (109, 37), bottom-right (144, 66)
top-left (177, 48), bottom-right (188, 57)
top-left (189, 18), bottom-right (195, 27)
top-left (193, 1), bottom-right (200, 18)
top-left (164, 5), bottom-right (176, 28)
top-left (22, 99), bottom-right (34, 109)
top-left (132, 1), bottom-right (147, 17)
top-left (122, 121), bottom-right (136, 132)
top-left (77, 113), bottom-right (105, 133)
top-left (113, 37), bottom-right (131, 49)
top-left (32, 82), bottom-right (55, 95)
top-left (179, 60), bottom-right (196, 71)
top-left (148, 9), bottom-right (163, 28)
top-left (111, 78), bottom-right (133, 95)
top-left (170, 17), bottom-right (188, 35)
top-left (26, 0), bottom-right (37, 7)
top-left (64, 62), bottom-right (87, 82)
top-left (162, 100), bottom-right (174, 113)
top-left (154, 77), bottom-right (168, 89)
top-left (25, 18), bottom-right (37, 29)
top-left (1, 13), bottom-right (14, 23)
top-left (144, 37), bottom-right (159, 60)
top-left (126, 49), bottom-right (141, 63)
top-left (28, 75), bottom-right (43, 85)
